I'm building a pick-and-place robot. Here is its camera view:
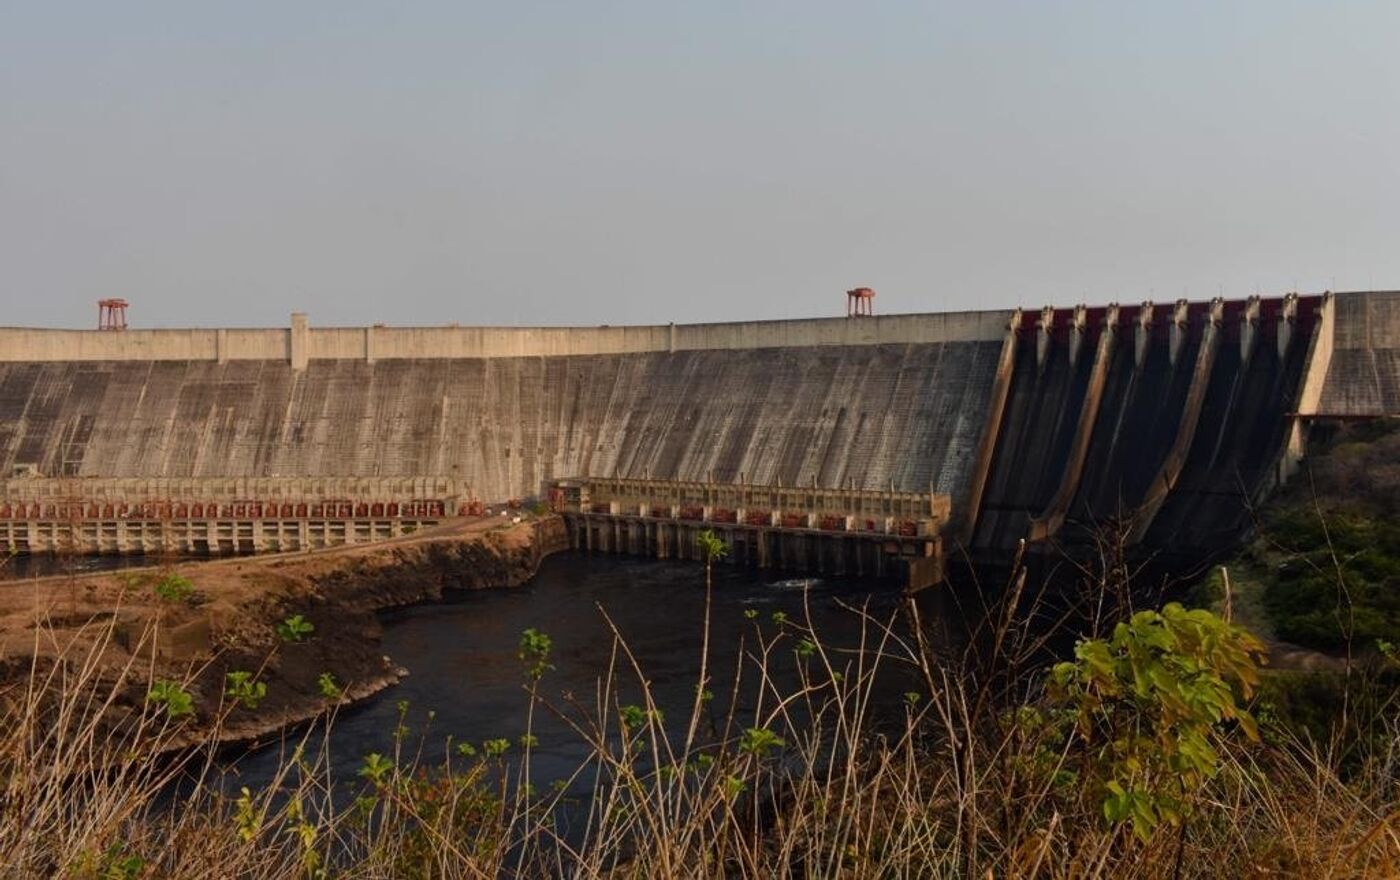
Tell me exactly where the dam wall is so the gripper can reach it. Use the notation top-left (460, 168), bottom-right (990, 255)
top-left (0, 313), bottom-right (1007, 510)
top-left (1, 292), bottom-right (1395, 558)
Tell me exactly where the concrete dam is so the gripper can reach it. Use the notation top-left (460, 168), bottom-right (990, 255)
top-left (1, 291), bottom-right (1396, 567)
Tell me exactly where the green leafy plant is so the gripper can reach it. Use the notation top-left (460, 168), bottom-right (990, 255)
top-left (95, 841), bottom-right (145, 880)
top-left (357, 752), bottom-right (394, 786)
top-left (153, 572), bottom-right (194, 604)
top-left (482, 738), bottom-right (511, 758)
top-left (276, 614), bottom-right (315, 643)
top-left (618, 703), bottom-right (664, 731)
top-left (146, 680), bottom-right (194, 718)
top-left (284, 794), bottom-right (323, 877)
top-left (738, 726), bottom-right (786, 757)
top-left (233, 786), bottom-right (262, 844)
top-left (697, 529), bottom-right (729, 563)
top-left (316, 672), bottom-right (342, 701)
top-left (518, 628), bottom-right (553, 681)
top-left (721, 775), bottom-right (747, 800)
top-left (225, 670), bottom-right (267, 709)
top-left (1045, 603), bottom-right (1265, 842)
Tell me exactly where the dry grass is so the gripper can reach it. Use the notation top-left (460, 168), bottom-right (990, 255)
top-left (1, 550), bottom-right (1396, 879)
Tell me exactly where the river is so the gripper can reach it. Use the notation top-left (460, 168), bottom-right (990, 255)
top-left (221, 552), bottom-right (943, 793)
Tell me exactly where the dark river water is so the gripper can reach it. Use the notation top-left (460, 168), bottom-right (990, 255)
top-left (220, 553), bottom-right (943, 793)
top-left (6, 553), bottom-right (193, 579)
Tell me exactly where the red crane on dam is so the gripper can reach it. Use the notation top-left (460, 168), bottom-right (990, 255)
top-left (846, 287), bottom-right (875, 317)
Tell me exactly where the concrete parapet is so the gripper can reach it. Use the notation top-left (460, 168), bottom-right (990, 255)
top-left (0, 309), bottom-right (1011, 363)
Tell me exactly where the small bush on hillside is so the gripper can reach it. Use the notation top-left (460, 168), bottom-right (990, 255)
top-left (153, 573), bottom-right (195, 604)
top-left (1043, 603), bottom-right (1265, 841)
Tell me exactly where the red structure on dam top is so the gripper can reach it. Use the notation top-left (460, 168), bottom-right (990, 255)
top-left (846, 287), bottom-right (875, 317)
top-left (97, 298), bottom-right (129, 330)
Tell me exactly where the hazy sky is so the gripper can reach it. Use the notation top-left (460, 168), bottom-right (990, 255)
top-left (2, 2), bottom-right (1397, 329)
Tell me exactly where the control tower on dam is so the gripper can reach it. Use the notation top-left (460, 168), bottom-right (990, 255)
top-left (0, 290), bottom-right (1395, 558)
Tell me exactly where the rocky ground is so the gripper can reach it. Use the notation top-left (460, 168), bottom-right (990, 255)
top-left (0, 515), bottom-right (568, 749)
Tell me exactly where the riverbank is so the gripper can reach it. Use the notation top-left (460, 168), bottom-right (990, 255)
top-left (0, 515), bottom-right (569, 751)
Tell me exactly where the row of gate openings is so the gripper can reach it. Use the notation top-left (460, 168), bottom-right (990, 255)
top-left (580, 503), bottom-right (922, 537)
top-left (0, 498), bottom-right (480, 521)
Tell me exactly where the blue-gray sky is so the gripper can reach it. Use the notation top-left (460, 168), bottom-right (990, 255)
top-left (2, 2), bottom-right (1397, 328)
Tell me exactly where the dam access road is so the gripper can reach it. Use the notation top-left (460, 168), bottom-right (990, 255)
top-left (1, 290), bottom-right (1397, 571)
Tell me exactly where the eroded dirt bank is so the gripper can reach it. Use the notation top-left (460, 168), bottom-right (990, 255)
top-left (0, 516), bottom-right (569, 749)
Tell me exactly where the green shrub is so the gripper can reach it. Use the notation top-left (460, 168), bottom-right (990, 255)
top-left (517, 628), bottom-right (553, 681)
top-left (153, 573), bottom-right (194, 604)
top-left (1044, 603), bottom-right (1264, 842)
top-left (224, 671), bottom-right (267, 709)
top-left (276, 615), bottom-right (315, 643)
top-left (316, 672), bottom-right (342, 701)
top-left (146, 680), bottom-right (195, 719)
